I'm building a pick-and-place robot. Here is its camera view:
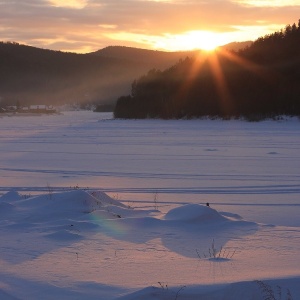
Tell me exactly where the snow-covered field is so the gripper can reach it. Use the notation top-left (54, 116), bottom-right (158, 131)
top-left (0, 111), bottom-right (299, 299)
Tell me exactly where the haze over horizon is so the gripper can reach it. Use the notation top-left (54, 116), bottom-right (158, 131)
top-left (1, 0), bottom-right (300, 53)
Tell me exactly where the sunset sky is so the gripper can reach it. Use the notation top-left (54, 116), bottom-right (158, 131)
top-left (1, 0), bottom-right (299, 53)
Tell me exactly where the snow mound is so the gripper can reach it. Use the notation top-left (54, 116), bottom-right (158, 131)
top-left (220, 211), bottom-right (243, 220)
top-left (89, 190), bottom-right (127, 208)
top-left (20, 190), bottom-right (102, 214)
top-left (47, 190), bottom-right (102, 213)
top-left (13, 190), bottom-right (112, 223)
top-left (0, 190), bottom-right (22, 202)
top-left (116, 277), bottom-right (300, 300)
top-left (0, 202), bottom-right (16, 215)
top-left (164, 204), bottom-right (227, 223)
top-left (0, 289), bottom-right (19, 300)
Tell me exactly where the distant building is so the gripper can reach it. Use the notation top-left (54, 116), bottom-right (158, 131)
top-left (28, 105), bottom-right (56, 113)
top-left (2, 105), bottom-right (56, 114)
top-left (6, 106), bottom-right (18, 111)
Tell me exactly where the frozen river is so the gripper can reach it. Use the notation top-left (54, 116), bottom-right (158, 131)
top-left (1, 111), bottom-right (299, 226)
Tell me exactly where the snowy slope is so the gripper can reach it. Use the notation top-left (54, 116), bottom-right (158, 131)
top-left (0, 189), bottom-right (300, 299)
top-left (0, 111), bottom-right (299, 299)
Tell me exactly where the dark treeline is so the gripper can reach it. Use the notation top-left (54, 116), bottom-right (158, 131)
top-left (114, 21), bottom-right (300, 119)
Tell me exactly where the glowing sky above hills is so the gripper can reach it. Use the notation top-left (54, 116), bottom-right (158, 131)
top-left (0, 0), bottom-right (299, 53)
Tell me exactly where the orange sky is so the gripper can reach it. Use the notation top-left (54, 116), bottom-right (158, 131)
top-left (1, 0), bottom-right (299, 53)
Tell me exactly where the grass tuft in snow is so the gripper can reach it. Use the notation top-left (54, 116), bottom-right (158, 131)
top-left (196, 239), bottom-right (236, 261)
top-left (156, 283), bottom-right (186, 300)
top-left (255, 280), bottom-right (293, 300)
top-left (157, 282), bottom-right (168, 290)
top-left (175, 285), bottom-right (186, 300)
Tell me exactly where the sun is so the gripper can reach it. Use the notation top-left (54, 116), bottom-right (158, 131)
top-left (155, 30), bottom-right (229, 51)
top-left (189, 31), bottom-right (224, 51)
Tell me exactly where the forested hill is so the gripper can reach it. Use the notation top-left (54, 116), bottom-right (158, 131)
top-left (114, 21), bottom-right (300, 119)
top-left (0, 43), bottom-right (133, 106)
top-left (0, 43), bottom-right (199, 107)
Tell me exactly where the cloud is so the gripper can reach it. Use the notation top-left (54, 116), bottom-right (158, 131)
top-left (232, 0), bottom-right (299, 7)
top-left (48, 0), bottom-right (89, 9)
top-left (0, 0), bottom-right (299, 52)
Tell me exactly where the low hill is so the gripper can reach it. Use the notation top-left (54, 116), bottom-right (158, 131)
top-left (0, 42), bottom-right (152, 107)
top-left (220, 41), bottom-right (252, 51)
